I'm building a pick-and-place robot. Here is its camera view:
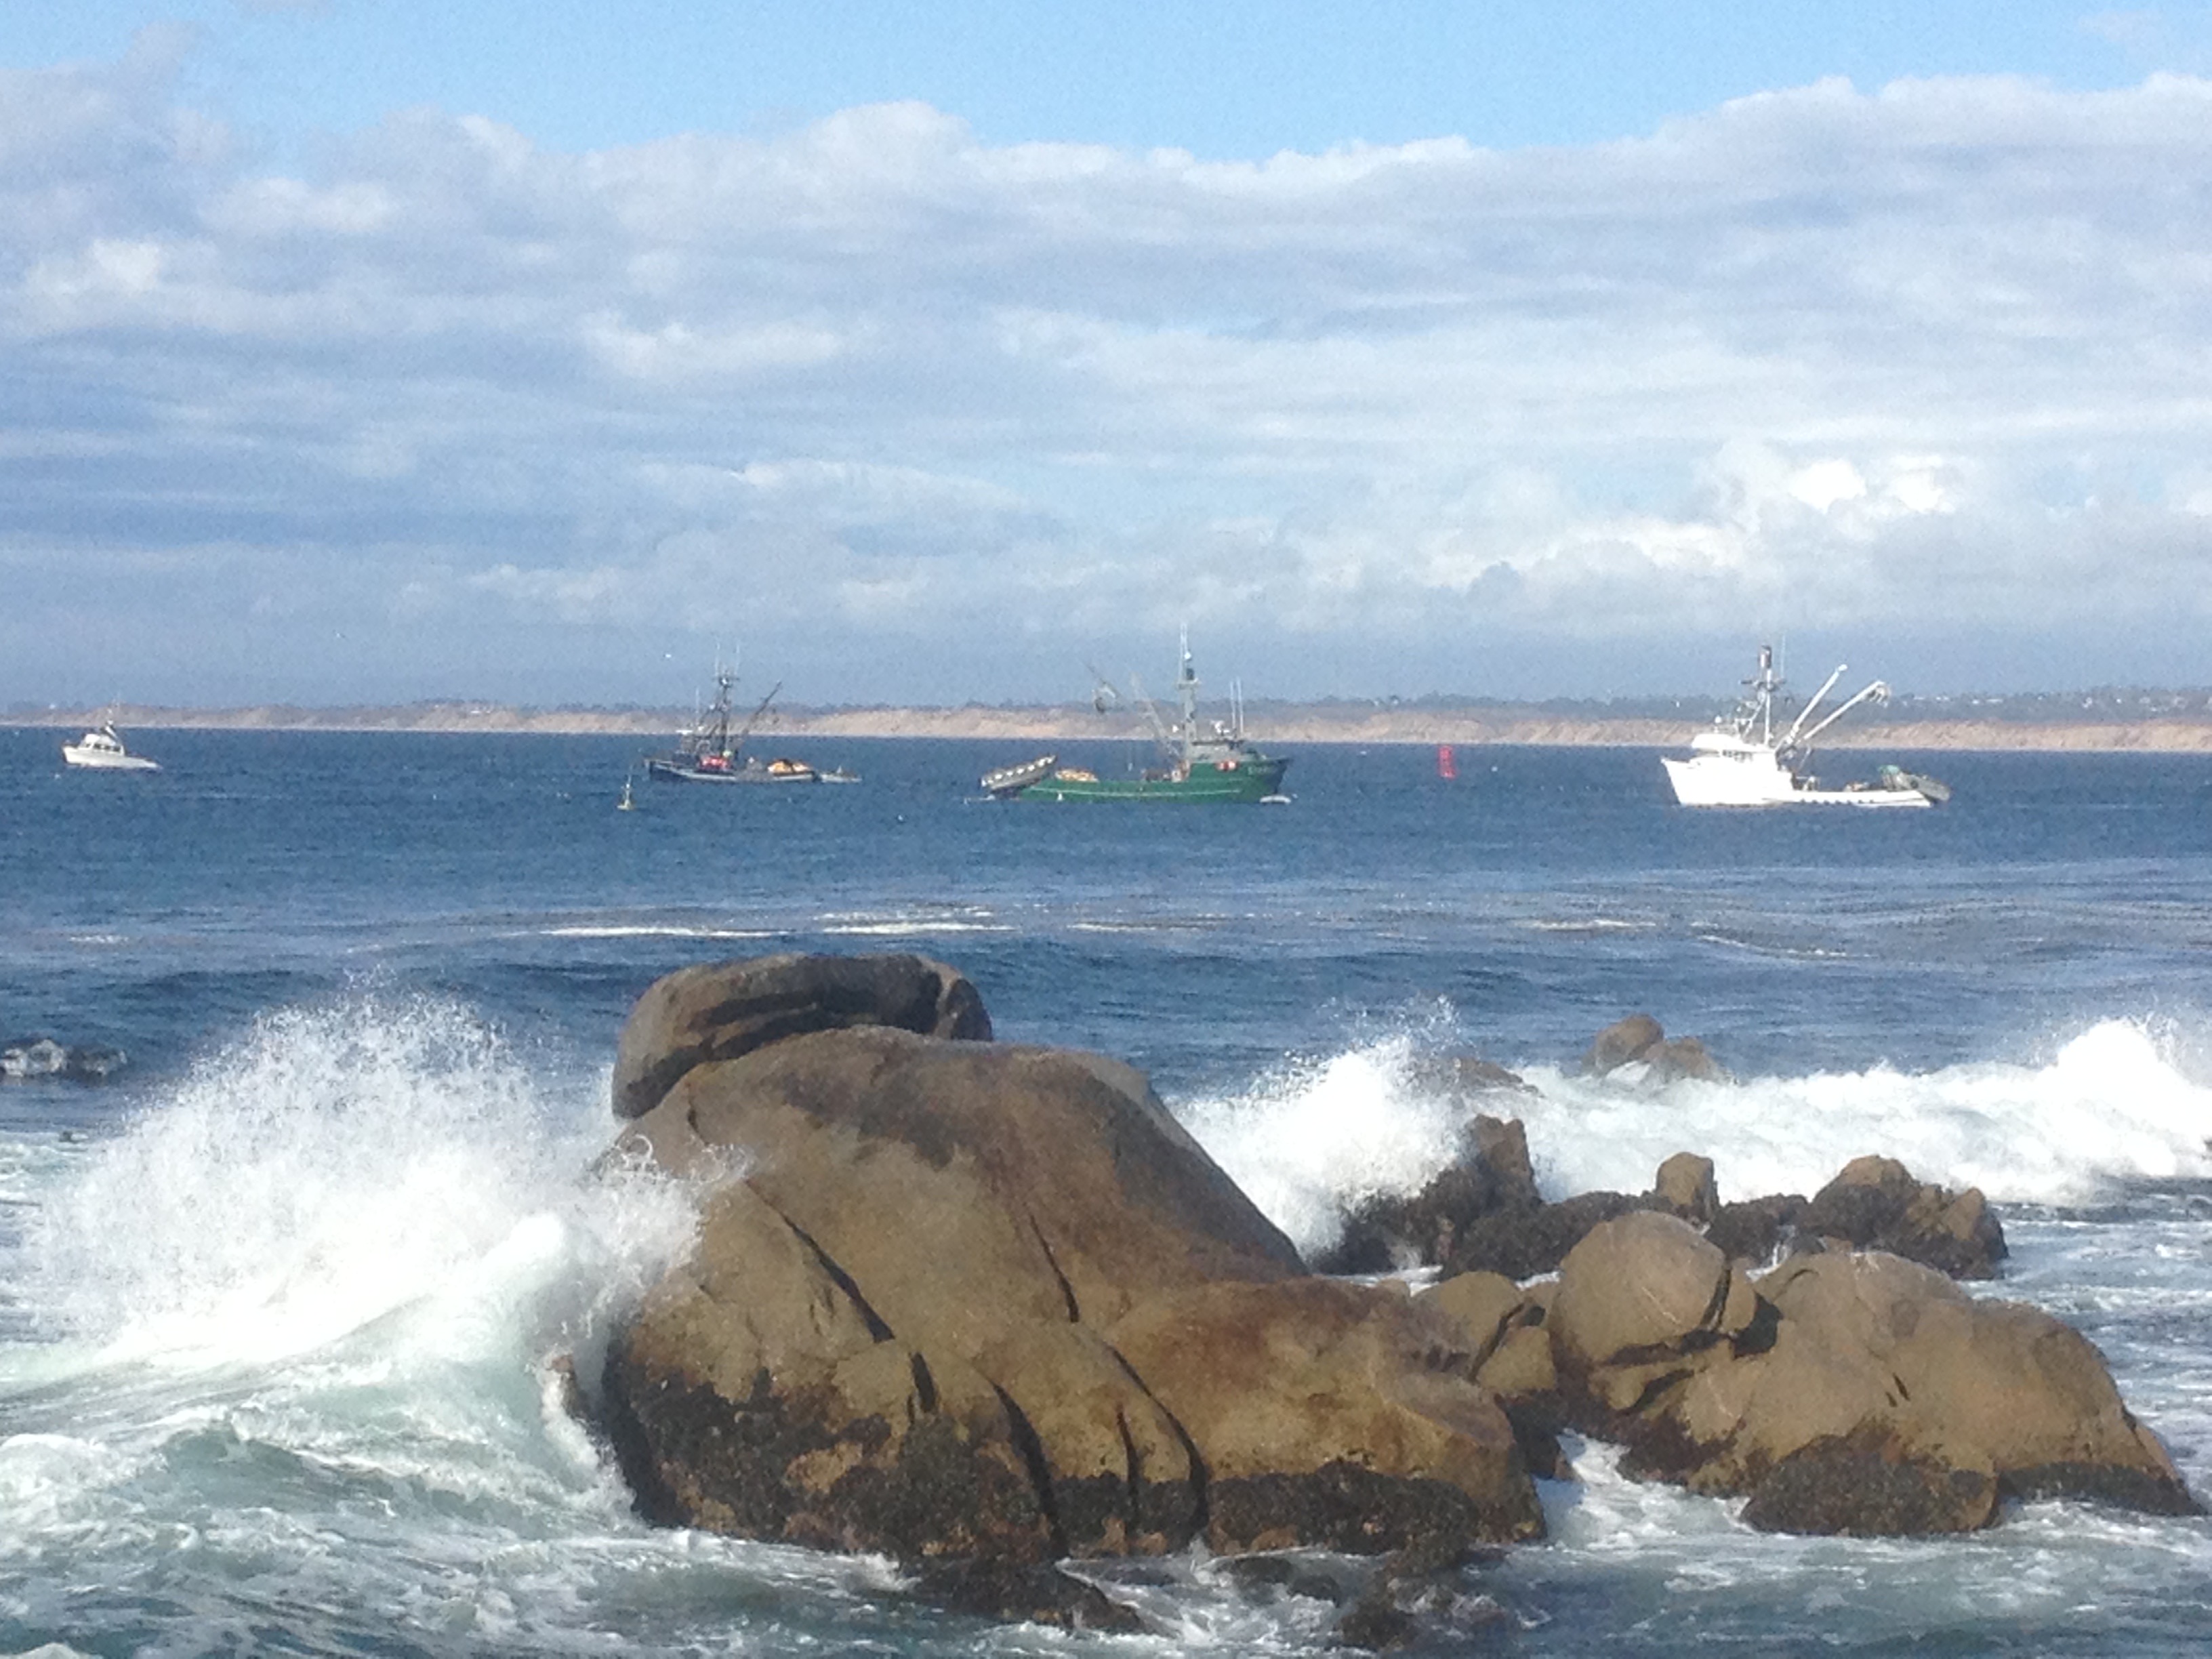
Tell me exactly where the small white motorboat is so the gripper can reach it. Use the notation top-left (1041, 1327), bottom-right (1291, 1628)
top-left (62, 722), bottom-right (160, 772)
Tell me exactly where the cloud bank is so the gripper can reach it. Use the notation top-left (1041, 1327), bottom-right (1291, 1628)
top-left (5, 39), bottom-right (2210, 702)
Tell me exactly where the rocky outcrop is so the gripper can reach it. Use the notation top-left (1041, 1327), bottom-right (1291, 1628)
top-left (1580, 1015), bottom-right (1730, 1084)
top-left (1797, 1155), bottom-right (2007, 1279)
top-left (589, 956), bottom-right (2192, 1605)
top-left (1459, 1214), bottom-right (2199, 1534)
top-left (595, 963), bottom-right (1544, 1623)
top-left (1317, 1111), bottom-right (1543, 1275)
top-left (610, 951), bottom-right (991, 1119)
top-left (1346, 1113), bottom-right (2005, 1286)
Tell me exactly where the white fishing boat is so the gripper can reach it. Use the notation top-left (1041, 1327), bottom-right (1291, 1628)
top-left (1661, 647), bottom-right (1946, 808)
top-left (61, 721), bottom-right (160, 772)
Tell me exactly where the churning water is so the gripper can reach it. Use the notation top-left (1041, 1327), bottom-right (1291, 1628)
top-left (3, 730), bottom-right (2209, 1654)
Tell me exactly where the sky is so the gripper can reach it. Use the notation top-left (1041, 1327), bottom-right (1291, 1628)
top-left (5, 3), bottom-right (2212, 707)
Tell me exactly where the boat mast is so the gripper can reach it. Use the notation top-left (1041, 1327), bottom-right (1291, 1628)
top-left (1176, 623), bottom-right (1200, 770)
top-left (1740, 645), bottom-right (1784, 745)
top-left (705, 657), bottom-right (738, 758)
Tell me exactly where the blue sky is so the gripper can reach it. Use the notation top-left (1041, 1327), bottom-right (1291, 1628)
top-left (5, 3), bottom-right (2212, 705)
top-left (16, 2), bottom-right (2207, 157)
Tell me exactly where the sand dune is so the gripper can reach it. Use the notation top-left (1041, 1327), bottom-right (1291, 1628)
top-left (16, 701), bottom-right (2212, 752)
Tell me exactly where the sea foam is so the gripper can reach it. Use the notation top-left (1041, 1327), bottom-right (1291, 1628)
top-left (1179, 1018), bottom-right (2212, 1258)
top-left (18, 997), bottom-right (695, 1372)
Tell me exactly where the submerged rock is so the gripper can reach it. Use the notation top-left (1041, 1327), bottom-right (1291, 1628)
top-left (0, 1037), bottom-right (129, 1082)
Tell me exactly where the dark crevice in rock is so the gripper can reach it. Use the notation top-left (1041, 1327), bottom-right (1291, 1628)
top-left (1115, 1406), bottom-right (1143, 1516)
top-left (909, 1352), bottom-right (939, 1414)
top-left (779, 1214), bottom-right (895, 1342)
top-left (1028, 1214), bottom-right (1082, 1323)
top-left (991, 1383), bottom-right (1069, 1558)
top-left (1105, 1343), bottom-right (1210, 1538)
top-left (1696, 1265), bottom-right (1734, 1334)
top-left (1733, 1296), bottom-right (1781, 1356)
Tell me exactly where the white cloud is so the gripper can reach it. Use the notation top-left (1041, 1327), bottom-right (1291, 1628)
top-left (5, 45), bottom-right (2212, 702)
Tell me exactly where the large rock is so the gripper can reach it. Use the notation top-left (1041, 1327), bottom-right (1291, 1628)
top-left (1590, 1249), bottom-right (2198, 1532)
top-left (1550, 1212), bottom-right (1757, 1375)
top-left (1799, 1155), bottom-right (2007, 1279)
top-left (610, 952), bottom-right (991, 1120)
top-left (597, 1009), bottom-right (1545, 1600)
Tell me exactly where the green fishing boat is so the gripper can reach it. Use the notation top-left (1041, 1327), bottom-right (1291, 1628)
top-left (984, 632), bottom-right (1290, 803)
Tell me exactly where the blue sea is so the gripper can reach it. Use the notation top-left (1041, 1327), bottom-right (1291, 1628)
top-left (3, 728), bottom-right (2211, 1656)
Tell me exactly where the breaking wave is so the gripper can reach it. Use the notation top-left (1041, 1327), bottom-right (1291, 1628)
top-left (1177, 1017), bottom-right (2212, 1258)
top-left (17, 996), bottom-right (695, 1369)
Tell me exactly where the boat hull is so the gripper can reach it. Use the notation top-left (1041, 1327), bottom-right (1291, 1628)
top-left (644, 758), bottom-right (820, 784)
top-left (62, 747), bottom-right (159, 772)
top-left (1018, 757), bottom-right (1288, 802)
top-left (1662, 756), bottom-right (1934, 808)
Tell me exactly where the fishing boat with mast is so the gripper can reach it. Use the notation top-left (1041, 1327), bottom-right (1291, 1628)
top-left (1661, 645), bottom-right (1948, 808)
top-left (984, 630), bottom-right (1289, 802)
top-left (643, 661), bottom-right (857, 785)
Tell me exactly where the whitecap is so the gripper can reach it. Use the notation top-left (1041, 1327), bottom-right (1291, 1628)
top-left (1176, 1017), bottom-right (2212, 1256)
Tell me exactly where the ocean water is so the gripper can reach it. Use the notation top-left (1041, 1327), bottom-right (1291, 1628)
top-left (3, 726), bottom-right (2210, 1656)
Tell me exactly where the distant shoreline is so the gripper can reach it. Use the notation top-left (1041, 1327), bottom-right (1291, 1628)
top-left (14, 703), bottom-right (2212, 752)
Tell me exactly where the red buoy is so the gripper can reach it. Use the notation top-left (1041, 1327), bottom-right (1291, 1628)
top-left (1437, 743), bottom-right (1457, 779)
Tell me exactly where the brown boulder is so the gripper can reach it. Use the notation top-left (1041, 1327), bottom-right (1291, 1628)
top-left (1580, 1017), bottom-right (1731, 1084)
top-left (1801, 1155), bottom-right (2007, 1279)
top-left (1604, 1250), bottom-right (2199, 1532)
top-left (610, 952), bottom-right (991, 1119)
top-left (1549, 1212), bottom-right (1757, 1393)
top-left (1758, 1252), bottom-right (2196, 1516)
top-left (1420, 1270), bottom-right (1525, 1368)
top-left (1581, 1014), bottom-right (1664, 1075)
top-left (1107, 1277), bottom-right (1544, 1554)
top-left (1651, 1152), bottom-right (1720, 1224)
top-left (600, 1011), bottom-right (1544, 1591)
